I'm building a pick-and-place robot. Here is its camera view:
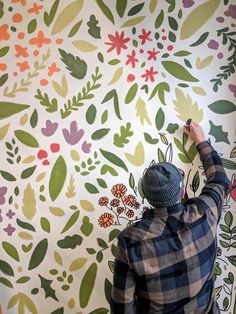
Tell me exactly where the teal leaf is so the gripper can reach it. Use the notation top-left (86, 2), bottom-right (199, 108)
top-left (209, 120), bottom-right (230, 144)
top-left (162, 61), bottom-right (199, 82)
top-left (100, 149), bottom-right (128, 172)
top-left (28, 238), bottom-right (48, 270)
top-left (208, 100), bottom-right (236, 114)
top-left (155, 107), bottom-right (165, 131)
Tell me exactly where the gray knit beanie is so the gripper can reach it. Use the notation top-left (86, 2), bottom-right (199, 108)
top-left (142, 162), bottom-right (183, 208)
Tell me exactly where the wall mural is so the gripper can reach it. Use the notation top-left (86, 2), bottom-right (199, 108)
top-left (0, 0), bottom-right (236, 313)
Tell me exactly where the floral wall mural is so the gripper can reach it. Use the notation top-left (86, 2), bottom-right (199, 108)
top-left (0, 0), bottom-right (236, 313)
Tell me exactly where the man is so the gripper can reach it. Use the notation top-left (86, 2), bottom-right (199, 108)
top-left (110, 121), bottom-right (231, 314)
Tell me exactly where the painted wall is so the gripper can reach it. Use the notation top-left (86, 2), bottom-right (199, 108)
top-left (0, 0), bottom-right (236, 313)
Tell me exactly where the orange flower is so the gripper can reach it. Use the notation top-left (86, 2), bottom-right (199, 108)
top-left (29, 31), bottom-right (51, 48)
top-left (110, 199), bottom-right (120, 207)
top-left (28, 2), bottom-right (43, 14)
top-left (98, 197), bottom-right (109, 206)
top-left (48, 63), bottom-right (60, 76)
top-left (124, 194), bottom-right (136, 207)
top-left (0, 24), bottom-right (10, 41)
top-left (98, 213), bottom-right (114, 228)
top-left (126, 210), bottom-right (134, 218)
top-left (117, 207), bottom-right (124, 214)
top-left (12, 0), bottom-right (26, 5)
top-left (16, 61), bottom-right (30, 72)
top-left (15, 44), bottom-right (28, 57)
top-left (111, 183), bottom-right (127, 198)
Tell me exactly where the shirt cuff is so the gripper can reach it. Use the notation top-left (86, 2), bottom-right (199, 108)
top-left (196, 141), bottom-right (215, 160)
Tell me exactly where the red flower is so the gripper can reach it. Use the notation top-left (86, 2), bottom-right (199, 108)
top-left (126, 50), bottom-right (138, 68)
top-left (29, 31), bottom-right (51, 48)
top-left (147, 48), bottom-right (159, 61)
top-left (105, 31), bottom-right (130, 55)
top-left (98, 197), bottom-right (109, 206)
top-left (111, 183), bottom-right (127, 198)
top-left (110, 199), bottom-right (120, 207)
top-left (138, 29), bottom-right (152, 45)
top-left (117, 207), bottom-right (124, 214)
top-left (98, 213), bottom-right (114, 228)
top-left (126, 210), bottom-right (134, 218)
top-left (230, 180), bottom-right (236, 201)
top-left (141, 66), bottom-right (158, 82)
top-left (124, 194), bottom-right (136, 207)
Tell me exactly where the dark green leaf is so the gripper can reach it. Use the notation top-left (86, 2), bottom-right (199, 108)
top-left (30, 109), bottom-right (38, 128)
top-left (227, 255), bottom-right (236, 266)
top-left (190, 32), bottom-right (209, 47)
top-left (21, 165), bottom-right (37, 179)
top-left (39, 274), bottom-right (58, 301)
top-left (27, 19), bottom-right (37, 34)
top-left (85, 183), bottom-right (99, 194)
top-left (16, 276), bottom-right (31, 284)
top-left (109, 229), bottom-right (120, 241)
top-left (96, 251), bottom-right (103, 263)
top-left (0, 277), bottom-right (13, 288)
top-left (0, 170), bottom-right (16, 181)
top-left (0, 73), bottom-right (8, 87)
top-left (168, 16), bottom-right (178, 30)
top-left (221, 158), bottom-right (236, 170)
top-left (86, 104), bottom-right (97, 124)
top-left (104, 278), bottom-right (112, 304)
top-left (155, 107), bottom-right (165, 131)
top-left (100, 149), bottom-right (128, 172)
top-left (96, 0), bottom-right (114, 24)
top-left (220, 240), bottom-right (230, 248)
top-left (108, 59), bottom-right (120, 65)
top-left (97, 238), bottom-right (108, 249)
top-left (68, 20), bottom-right (82, 38)
top-left (155, 10), bottom-right (164, 29)
top-left (87, 248), bottom-right (96, 254)
top-left (91, 128), bottom-right (110, 140)
top-left (28, 239), bottom-right (48, 270)
top-left (0, 46), bottom-right (9, 57)
top-left (102, 89), bottom-right (122, 120)
top-left (144, 133), bottom-right (159, 145)
top-left (168, 31), bottom-right (176, 42)
top-left (220, 224), bottom-right (230, 233)
top-left (61, 211), bottom-right (80, 234)
top-left (87, 15), bottom-right (101, 39)
top-left (116, 0), bottom-right (127, 17)
top-left (166, 123), bottom-right (179, 134)
top-left (17, 218), bottom-right (36, 232)
top-left (57, 234), bottom-right (83, 249)
top-left (88, 309), bottom-right (109, 314)
top-left (97, 52), bottom-right (104, 63)
top-left (190, 171), bottom-right (199, 193)
top-left (184, 59), bottom-right (192, 68)
top-left (44, 0), bottom-right (60, 27)
top-left (128, 3), bottom-right (144, 16)
top-left (129, 173), bottom-right (135, 189)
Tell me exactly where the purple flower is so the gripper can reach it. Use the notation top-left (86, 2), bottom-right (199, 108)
top-left (229, 84), bottom-right (236, 97)
top-left (208, 39), bottom-right (219, 50)
top-left (216, 16), bottom-right (224, 23)
top-left (4, 223), bottom-right (16, 236)
top-left (41, 120), bottom-right (58, 136)
top-left (62, 121), bottom-right (84, 145)
top-left (217, 52), bottom-right (223, 59)
top-left (0, 187), bottom-right (7, 205)
top-left (217, 247), bottom-right (222, 257)
top-left (224, 5), bottom-right (236, 19)
top-left (6, 209), bottom-right (15, 219)
top-left (82, 141), bottom-right (91, 153)
top-left (182, 0), bottom-right (194, 8)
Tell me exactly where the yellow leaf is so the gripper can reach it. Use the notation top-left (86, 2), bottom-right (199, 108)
top-left (49, 207), bottom-right (65, 216)
top-left (192, 86), bottom-right (207, 96)
top-left (22, 156), bottom-right (35, 164)
top-left (18, 232), bottom-right (33, 240)
top-left (135, 98), bottom-right (151, 126)
top-left (0, 123), bottom-right (10, 141)
top-left (71, 149), bottom-right (80, 161)
top-left (108, 67), bottom-right (123, 85)
top-left (196, 56), bottom-right (213, 69)
top-left (54, 251), bottom-right (63, 265)
top-left (20, 113), bottom-right (28, 126)
top-left (35, 172), bottom-right (46, 182)
top-left (22, 183), bottom-right (36, 220)
top-left (52, 74), bottom-right (68, 98)
top-left (72, 40), bottom-right (97, 52)
top-left (121, 16), bottom-right (145, 28)
top-left (80, 200), bottom-right (95, 212)
top-left (173, 88), bottom-right (203, 123)
top-left (125, 141), bottom-right (145, 166)
top-left (69, 257), bottom-right (87, 271)
top-left (66, 175), bottom-right (76, 198)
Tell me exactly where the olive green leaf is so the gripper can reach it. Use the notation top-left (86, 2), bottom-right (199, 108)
top-left (28, 18), bottom-right (37, 33)
top-left (144, 133), bottom-right (159, 145)
top-left (162, 61), bottom-right (199, 82)
top-left (66, 175), bottom-right (76, 198)
top-left (86, 104), bottom-right (97, 124)
top-left (149, 82), bottom-right (170, 105)
top-left (69, 258), bottom-right (87, 271)
top-left (0, 170), bottom-right (16, 181)
top-left (116, 0), bottom-right (127, 17)
top-left (135, 98), bottom-right (151, 125)
top-left (49, 156), bottom-right (67, 201)
top-left (166, 123), bottom-right (179, 134)
top-left (85, 183), bottom-right (99, 194)
top-left (68, 20), bottom-right (83, 37)
top-left (92, 128), bottom-right (110, 140)
top-left (80, 200), bottom-right (95, 212)
top-left (16, 276), bottom-right (31, 284)
top-left (81, 216), bottom-right (93, 236)
top-left (121, 16), bottom-right (145, 28)
top-left (51, 0), bottom-right (84, 35)
top-left (0, 102), bottom-right (30, 120)
top-left (54, 251), bottom-right (63, 266)
top-left (28, 238), bottom-right (48, 270)
top-left (102, 89), bottom-right (122, 120)
top-left (14, 130), bottom-right (39, 148)
top-left (21, 165), bottom-right (37, 179)
top-left (209, 121), bottom-right (229, 144)
top-left (125, 83), bottom-right (138, 104)
top-left (2, 242), bottom-right (20, 262)
top-left (208, 100), bottom-right (236, 114)
top-left (73, 40), bottom-right (97, 52)
top-left (0, 73), bottom-right (8, 87)
top-left (61, 211), bottom-right (80, 234)
top-left (149, 0), bottom-right (158, 13)
top-left (155, 9), bottom-right (164, 28)
top-left (96, 0), bottom-right (114, 24)
top-left (8, 293), bottom-right (38, 313)
top-left (52, 74), bottom-right (68, 98)
top-left (125, 142), bottom-right (145, 166)
top-left (155, 107), bottom-right (165, 131)
top-left (0, 46), bottom-right (9, 57)
top-left (100, 149), bottom-right (128, 172)
top-left (114, 122), bottom-right (133, 148)
top-left (0, 277), bottom-right (13, 288)
top-left (22, 183), bottom-right (36, 220)
top-left (173, 51), bottom-right (191, 57)
top-left (221, 158), bottom-right (236, 170)
top-left (40, 217), bottom-right (51, 233)
top-left (44, 0), bottom-right (60, 27)
top-left (80, 263), bottom-right (97, 308)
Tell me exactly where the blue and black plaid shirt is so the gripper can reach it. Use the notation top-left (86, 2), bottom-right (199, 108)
top-left (111, 141), bottom-right (231, 314)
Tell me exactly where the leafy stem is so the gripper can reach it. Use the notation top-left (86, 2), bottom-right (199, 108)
top-left (60, 67), bottom-right (102, 119)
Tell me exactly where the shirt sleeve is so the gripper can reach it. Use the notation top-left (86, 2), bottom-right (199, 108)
top-left (193, 141), bottom-right (231, 221)
top-left (110, 232), bottom-right (136, 314)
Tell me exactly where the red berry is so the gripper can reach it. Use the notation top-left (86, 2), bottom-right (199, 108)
top-left (167, 45), bottom-right (174, 51)
top-left (42, 159), bottom-right (50, 166)
top-left (37, 149), bottom-right (48, 159)
top-left (162, 35), bottom-right (167, 40)
top-left (127, 74), bottom-right (135, 82)
top-left (50, 143), bottom-right (60, 153)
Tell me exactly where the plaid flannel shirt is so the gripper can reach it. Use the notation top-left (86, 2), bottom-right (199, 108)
top-left (110, 141), bottom-right (231, 314)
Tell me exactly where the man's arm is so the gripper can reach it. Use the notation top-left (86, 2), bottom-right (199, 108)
top-left (110, 232), bottom-right (136, 314)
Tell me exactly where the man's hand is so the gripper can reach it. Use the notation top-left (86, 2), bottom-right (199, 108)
top-left (183, 120), bottom-right (206, 145)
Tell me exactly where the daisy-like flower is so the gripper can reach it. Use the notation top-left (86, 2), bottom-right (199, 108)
top-left (98, 213), bottom-right (114, 228)
top-left (98, 197), bottom-right (109, 206)
top-left (124, 194), bottom-right (136, 207)
top-left (111, 183), bottom-right (127, 198)
top-left (126, 50), bottom-right (138, 68)
top-left (126, 209), bottom-right (134, 218)
top-left (110, 199), bottom-right (120, 207)
top-left (138, 29), bottom-right (152, 45)
top-left (105, 31), bottom-right (130, 55)
top-left (117, 207), bottom-right (124, 214)
top-left (141, 66), bottom-right (158, 82)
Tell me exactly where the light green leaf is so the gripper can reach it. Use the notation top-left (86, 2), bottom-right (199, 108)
top-left (121, 16), bottom-right (145, 28)
top-left (72, 40), bottom-right (97, 52)
top-left (192, 86), bottom-right (207, 96)
top-left (54, 251), bottom-right (63, 266)
top-left (49, 207), bottom-right (65, 216)
top-left (52, 74), bottom-right (68, 98)
top-left (108, 67), bottom-right (123, 85)
top-left (149, 0), bottom-right (158, 13)
top-left (22, 183), bottom-right (36, 220)
top-left (61, 211), bottom-right (80, 233)
top-left (196, 56), bottom-right (213, 69)
top-left (125, 142), bottom-right (145, 166)
top-left (69, 258), bottom-right (87, 271)
top-left (80, 200), bottom-right (95, 212)
top-left (0, 123), bottom-right (9, 141)
top-left (162, 61), bottom-right (199, 82)
top-left (136, 98), bottom-right (151, 125)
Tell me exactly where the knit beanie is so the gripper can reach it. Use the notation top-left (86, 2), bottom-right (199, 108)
top-left (142, 162), bottom-right (183, 208)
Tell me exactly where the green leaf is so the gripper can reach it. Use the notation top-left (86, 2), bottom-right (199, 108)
top-left (208, 100), bottom-right (236, 114)
top-left (0, 73), bottom-right (8, 87)
top-left (227, 256), bottom-right (236, 267)
top-left (57, 234), bottom-right (82, 249)
top-left (40, 217), bottom-right (51, 233)
top-left (16, 276), bottom-right (31, 284)
top-left (88, 308), bottom-right (109, 314)
top-left (0, 102), bottom-right (30, 120)
top-left (221, 158), bottom-right (236, 170)
top-left (192, 86), bottom-right (207, 96)
top-left (14, 130), bottom-right (39, 148)
top-left (0, 277), bottom-right (13, 288)
top-left (69, 257), bottom-right (87, 271)
top-left (28, 238), bottom-right (48, 270)
top-left (125, 83), bottom-right (138, 104)
top-left (225, 211), bottom-right (233, 227)
top-left (0, 259), bottom-right (14, 276)
top-left (158, 148), bottom-right (165, 162)
top-left (105, 278), bottom-right (112, 304)
top-left (68, 20), bottom-right (82, 37)
top-left (168, 16), bottom-right (178, 31)
top-left (61, 211), bottom-right (80, 234)
top-left (173, 51), bottom-right (191, 57)
top-left (190, 32), bottom-right (209, 47)
top-left (30, 109), bottom-right (38, 128)
top-left (38, 275), bottom-right (58, 301)
top-left (155, 107), bottom-right (165, 131)
top-left (73, 40), bottom-right (97, 52)
top-left (129, 173), bottom-right (135, 189)
top-left (168, 30), bottom-right (176, 42)
top-left (101, 110), bottom-right (108, 124)
top-left (86, 104), bottom-right (97, 124)
top-left (16, 218), bottom-right (36, 232)
top-left (80, 263), bottom-right (97, 308)
top-left (35, 89), bottom-right (58, 113)
top-left (166, 123), bottom-right (179, 134)
top-left (27, 18), bottom-right (37, 33)
top-left (97, 178), bottom-right (107, 188)
top-left (0, 170), bottom-right (16, 181)
top-left (91, 128), bottom-right (110, 140)
top-left (2, 242), bottom-right (19, 262)
top-left (44, 0), bottom-right (60, 27)
top-left (149, 82), bottom-right (170, 105)
top-left (100, 164), bottom-right (118, 176)
top-left (96, 0), bottom-right (114, 24)
top-left (209, 120), bottom-right (229, 144)
top-left (87, 15), bottom-right (101, 39)
top-left (220, 224), bottom-right (230, 233)
top-left (102, 89), bottom-right (122, 120)
top-left (108, 59), bottom-right (120, 65)
top-left (116, 0), bottom-right (127, 17)
top-left (51, 0), bottom-right (84, 34)
top-left (180, 0), bottom-right (221, 39)
top-left (144, 133), bottom-right (159, 144)
top-left (155, 9), bottom-right (164, 28)
top-left (58, 48), bottom-right (87, 79)
top-left (49, 155), bottom-right (67, 201)
top-left (21, 165), bottom-right (37, 179)
top-left (109, 67), bottom-right (123, 85)
top-left (80, 216), bottom-right (93, 236)
top-left (85, 183), bottom-right (99, 194)
top-left (162, 61), bottom-right (199, 82)
top-left (174, 137), bottom-right (184, 153)
top-left (97, 238), bottom-right (108, 249)
top-left (128, 3), bottom-right (144, 16)
top-left (190, 171), bottom-right (200, 193)
top-left (149, 0), bottom-right (158, 13)
top-left (0, 46), bottom-right (9, 57)
top-left (100, 149), bottom-right (128, 172)
top-left (80, 200), bottom-right (95, 212)
top-left (121, 16), bottom-right (145, 28)
top-left (215, 286), bottom-right (222, 300)
top-left (113, 122), bottom-right (133, 148)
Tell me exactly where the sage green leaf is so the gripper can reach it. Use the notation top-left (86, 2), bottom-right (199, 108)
top-left (0, 73), bottom-right (8, 87)
top-left (0, 277), bottom-right (13, 288)
top-left (114, 122), bottom-right (133, 148)
top-left (155, 107), bottom-right (165, 131)
top-left (97, 178), bottom-right (107, 188)
top-left (209, 121), bottom-right (229, 144)
top-left (100, 164), bottom-right (118, 176)
top-left (16, 276), bottom-right (31, 284)
top-left (52, 75), bottom-right (68, 98)
top-left (225, 211), bottom-right (233, 227)
top-left (88, 309), bottom-right (109, 314)
top-left (73, 40), bottom-right (97, 52)
top-left (91, 128), bottom-right (110, 140)
top-left (100, 149), bottom-right (128, 172)
top-left (86, 104), bottom-right (97, 124)
top-left (180, 0), bottom-right (221, 39)
top-left (40, 217), bottom-right (51, 233)
top-left (144, 133), bottom-right (159, 144)
top-left (116, 0), bottom-right (127, 17)
top-left (162, 61), bottom-right (199, 82)
top-left (14, 130), bottom-right (39, 148)
top-left (0, 170), bottom-right (16, 181)
top-left (80, 263), bottom-right (97, 308)
top-left (125, 83), bottom-right (138, 104)
top-left (85, 183), bottom-right (99, 194)
top-left (44, 0), bottom-right (60, 27)
top-left (101, 110), bottom-right (108, 124)
top-left (88, 15), bottom-right (101, 39)
top-left (221, 158), bottom-right (236, 170)
top-left (190, 32), bottom-right (209, 47)
top-left (155, 9), bottom-right (164, 28)
top-left (28, 238), bottom-right (48, 270)
top-left (196, 56), bottom-right (213, 69)
top-left (16, 218), bottom-right (36, 232)
top-left (27, 18), bottom-right (37, 33)
top-left (105, 278), bottom-right (112, 304)
top-left (2, 242), bottom-right (20, 262)
top-left (68, 20), bottom-right (82, 37)
top-left (173, 51), bottom-right (191, 57)
top-left (49, 155), bottom-right (67, 201)
top-left (49, 207), bottom-right (65, 216)
top-left (121, 16), bottom-right (145, 28)
top-left (166, 123), bottom-right (179, 134)
top-left (69, 258), bottom-right (87, 271)
top-left (80, 200), bottom-right (95, 212)
top-left (96, 0), bottom-right (114, 24)
top-left (0, 259), bottom-right (14, 276)
top-left (128, 3), bottom-right (144, 16)
top-left (0, 46), bottom-right (9, 57)
top-left (0, 102), bottom-right (30, 120)
top-left (61, 210), bottom-right (80, 234)
top-left (208, 100), bottom-right (236, 114)
top-left (51, 0), bottom-right (84, 35)
top-left (21, 165), bottom-right (37, 179)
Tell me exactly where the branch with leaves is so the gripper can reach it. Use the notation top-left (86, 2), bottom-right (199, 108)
top-left (174, 133), bottom-right (197, 165)
top-left (35, 89), bottom-right (58, 113)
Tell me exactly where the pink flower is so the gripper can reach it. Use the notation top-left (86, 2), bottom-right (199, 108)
top-left (105, 31), bottom-right (130, 55)
top-left (141, 66), bottom-right (158, 82)
top-left (138, 29), bottom-right (152, 45)
top-left (126, 50), bottom-right (138, 68)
